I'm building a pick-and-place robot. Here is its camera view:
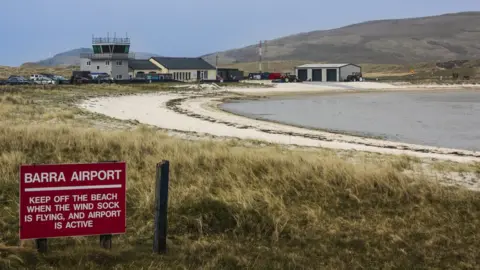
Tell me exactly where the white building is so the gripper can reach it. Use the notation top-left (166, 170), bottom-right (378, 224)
top-left (80, 36), bottom-right (133, 80)
top-left (294, 63), bottom-right (361, 82)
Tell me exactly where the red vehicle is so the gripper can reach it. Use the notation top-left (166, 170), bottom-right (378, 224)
top-left (268, 73), bottom-right (282, 80)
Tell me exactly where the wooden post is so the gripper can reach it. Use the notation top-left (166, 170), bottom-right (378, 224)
top-left (100, 234), bottom-right (112, 249)
top-left (153, 160), bottom-right (170, 254)
top-left (35, 238), bottom-right (47, 253)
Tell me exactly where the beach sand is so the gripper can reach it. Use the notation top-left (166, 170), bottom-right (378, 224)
top-left (79, 82), bottom-right (480, 163)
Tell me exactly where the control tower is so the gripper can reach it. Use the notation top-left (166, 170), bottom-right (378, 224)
top-left (80, 34), bottom-right (135, 80)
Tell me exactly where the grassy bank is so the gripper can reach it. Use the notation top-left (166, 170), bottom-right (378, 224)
top-left (0, 85), bottom-right (479, 269)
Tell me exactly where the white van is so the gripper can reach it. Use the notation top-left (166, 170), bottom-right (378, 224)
top-left (30, 74), bottom-right (45, 81)
top-left (30, 74), bottom-right (56, 84)
top-left (31, 75), bottom-right (55, 84)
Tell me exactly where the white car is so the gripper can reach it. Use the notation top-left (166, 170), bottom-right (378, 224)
top-left (33, 77), bottom-right (56, 85)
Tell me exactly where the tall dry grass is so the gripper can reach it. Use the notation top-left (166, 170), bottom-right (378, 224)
top-left (0, 87), bottom-right (479, 269)
top-left (0, 65), bottom-right (77, 80)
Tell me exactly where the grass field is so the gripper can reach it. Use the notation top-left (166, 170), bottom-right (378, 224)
top-left (0, 65), bottom-right (77, 80)
top-left (0, 84), bottom-right (479, 269)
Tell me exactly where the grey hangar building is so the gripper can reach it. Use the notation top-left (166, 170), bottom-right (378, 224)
top-left (294, 63), bottom-right (362, 82)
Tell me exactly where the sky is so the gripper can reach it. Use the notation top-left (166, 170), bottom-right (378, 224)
top-left (0, 0), bottom-right (479, 66)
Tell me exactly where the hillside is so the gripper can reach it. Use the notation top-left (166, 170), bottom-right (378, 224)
top-left (203, 11), bottom-right (480, 65)
top-left (34, 48), bottom-right (160, 67)
top-left (223, 59), bottom-right (480, 78)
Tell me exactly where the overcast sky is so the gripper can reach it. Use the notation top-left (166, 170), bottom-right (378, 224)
top-left (0, 0), bottom-right (479, 66)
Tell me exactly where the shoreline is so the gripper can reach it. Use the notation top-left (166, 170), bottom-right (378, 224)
top-left (78, 83), bottom-right (480, 163)
top-left (217, 87), bottom-right (480, 146)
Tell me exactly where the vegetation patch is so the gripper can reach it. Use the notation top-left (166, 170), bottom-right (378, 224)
top-left (0, 85), bottom-right (478, 269)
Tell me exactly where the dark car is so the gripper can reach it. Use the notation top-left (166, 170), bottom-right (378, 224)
top-left (6, 76), bottom-right (32, 85)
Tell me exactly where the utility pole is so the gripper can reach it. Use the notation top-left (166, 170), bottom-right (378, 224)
top-left (258, 41), bottom-right (263, 73)
top-left (215, 54), bottom-right (219, 81)
top-left (264, 40), bottom-right (268, 72)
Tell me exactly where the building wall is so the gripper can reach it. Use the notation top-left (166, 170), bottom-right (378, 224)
top-left (129, 69), bottom-right (162, 78)
top-left (322, 69), bottom-right (327, 81)
top-left (296, 68), bottom-right (337, 82)
top-left (169, 69), bottom-right (215, 82)
top-left (80, 59), bottom-right (112, 74)
top-left (307, 69), bottom-right (313, 81)
top-left (80, 58), bottom-right (129, 79)
top-left (149, 58), bottom-right (216, 81)
top-left (339, 65), bottom-right (361, 81)
top-left (207, 70), bottom-right (217, 80)
top-left (296, 64), bottom-right (361, 82)
top-left (110, 60), bottom-right (129, 80)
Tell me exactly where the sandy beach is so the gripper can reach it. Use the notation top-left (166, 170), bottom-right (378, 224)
top-left (78, 82), bottom-right (480, 163)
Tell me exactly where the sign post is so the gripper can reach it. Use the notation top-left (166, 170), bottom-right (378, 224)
top-left (153, 160), bottom-right (170, 254)
top-left (19, 161), bottom-right (127, 252)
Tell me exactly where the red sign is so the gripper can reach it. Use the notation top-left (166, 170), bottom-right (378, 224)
top-left (19, 162), bottom-right (126, 240)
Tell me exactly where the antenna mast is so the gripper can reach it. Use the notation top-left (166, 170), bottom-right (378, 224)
top-left (264, 40), bottom-right (268, 72)
top-left (258, 41), bottom-right (263, 73)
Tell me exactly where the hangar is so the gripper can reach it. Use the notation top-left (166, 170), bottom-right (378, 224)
top-left (294, 63), bottom-right (361, 82)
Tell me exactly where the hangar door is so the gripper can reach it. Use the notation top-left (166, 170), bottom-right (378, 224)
top-left (326, 69), bottom-right (337, 82)
top-left (297, 69), bottom-right (307, 81)
top-left (312, 69), bottom-right (322, 81)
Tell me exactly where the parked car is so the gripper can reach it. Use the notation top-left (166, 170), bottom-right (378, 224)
top-left (94, 73), bottom-right (114, 84)
top-left (30, 74), bottom-right (44, 81)
top-left (33, 77), bottom-right (56, 85)
top-left (6, 76), bottom-right (32, 85)
top-left (30, 74), bottom-right (56, 84)
top-left (52, 75), bottom-right (70, 84)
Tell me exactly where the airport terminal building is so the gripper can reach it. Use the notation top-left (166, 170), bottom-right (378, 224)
top-left (80, 36), bottom-right (133, 80)
top-left (80, 36), bottom-right (218, 82)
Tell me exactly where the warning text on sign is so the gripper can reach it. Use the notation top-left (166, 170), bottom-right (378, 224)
top-left (19, 162), bottom-right (126, 240)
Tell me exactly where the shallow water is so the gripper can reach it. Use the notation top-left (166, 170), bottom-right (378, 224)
top-left (220, 90), bottom-right (480, 151)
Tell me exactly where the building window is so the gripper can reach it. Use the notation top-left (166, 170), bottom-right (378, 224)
top-left (97, 66), bottom-right (100, 70)
top-left (116, 75), bottom-right (123, 79)
top-left (86, 61), bottom-right (91, 66)
top-left (106, 61), bottom-right (110, 65)
top-left (116, 61), bottom-right (122, 66)
top-left (200, 71), bottom-right (208, 79)
top-left (187, 72), bottom-right (191, 81)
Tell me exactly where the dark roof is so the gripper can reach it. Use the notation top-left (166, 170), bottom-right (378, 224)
top-left (150, 57), bottom-right (215, 70)
top-left (128, 59), bottom-right (158, 70)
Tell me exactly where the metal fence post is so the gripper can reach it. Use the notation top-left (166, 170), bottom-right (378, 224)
top-left (153, 160), bottom-right (170, 254)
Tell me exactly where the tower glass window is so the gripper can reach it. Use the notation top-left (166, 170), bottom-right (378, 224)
top-left (93, 45), bottom-right (101, 54)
